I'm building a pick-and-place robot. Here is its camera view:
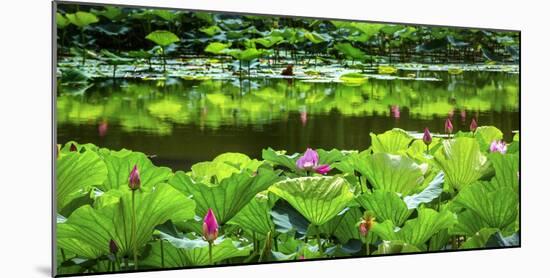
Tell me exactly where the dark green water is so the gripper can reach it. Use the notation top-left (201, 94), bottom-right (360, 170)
top-left (57, 71), bottom-right (519, 170)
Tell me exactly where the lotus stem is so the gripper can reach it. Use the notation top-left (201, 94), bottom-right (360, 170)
top-left (60, 248), bottom-right (67, 262)
top-left (316, 225), bottom-right (323, 256)
top-left (208, 241), bottom-right (213, 265)
top-left (80, 29), bottom-right (86, 66)
top-left (131, 190), bottom-right (138, 270)
top-left (160, 239), bottom-right (165, 268)
top-left (365, 240), bottom-right (369, 256)
top-left (162, 47), bottom-right (166, 73)
top-left (124, 257), bottom-right (129, 270)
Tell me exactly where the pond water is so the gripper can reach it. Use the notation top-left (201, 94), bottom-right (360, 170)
top-left (57, 70), bottom-right (519, 170)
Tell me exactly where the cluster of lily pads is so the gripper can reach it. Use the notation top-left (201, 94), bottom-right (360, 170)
top-left (56, 121), bottom-right (519, 275)
top-left (56, 4), bottom-right (519, 83)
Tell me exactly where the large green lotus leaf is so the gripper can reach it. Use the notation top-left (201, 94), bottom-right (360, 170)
top-left (262, 148), bottom-right (299, 170)
top-left (460, 228), bottom-right (499, 249)
top-left (434, 137), bottom-right (488, 191)
top-left (270, 200), bottom-right (310, 235)
top-left (398, 209), bottom-right (457, 247)
top-left (403, 171), bottom-right (445, 209)
top-left (488, 152), bottom-right (519, 191)
top-left (204, 42), bottom-right (231, 54)
top-left (370, 128), bottom-right (414, 154)
top-left (228, 194), bottom-right (274, 236)
top-left (100, 150), bottom-right (172, 191)
top-left (145, 30), bottom-right (180, 47)
top-left (454, 182), bottom-right (518, 229)
top-left (449, 210), bottom-right (488, 236)
top-left (317, 149), bottom-right (346, 165)
top-left (475, 126), bottom-right (503, 151)
top-left (57, 150), bottom-right (107, 211)
top-left (254, 36), bottom-right (284, 48)
top-left (57, 184), bottom-right (195, 258)
top-left (364, 153), bottom-right (426, 196)
top-left (373, 240), bottom-right (420, 255)
top-left (159, 234), bottom-right (252, 266)
top-left (334, 43), bottom-right (365, 60)
top-left (66, 11), bottom-right (99, 28)
top-left (304, 31), bottom-right (328, 44)
top-left (140, 240), bottom-right (186, 268)
top-left (57, 225), bottom-right (103, 259)
top-left (190, 161), bottom-right (240, 183)
top-left (169, 168), bottom-right (281, 224)
top-left (332, 150), bottom-right (370, 176)
top-left (320, 207), bottom-right (362, 243)
top-left (212, 152), bottom-right (262, 172)
top-left (356, 191), bottom-right (412, 226)
top-left (269, 176), bottom-right (354, 226)
top-left (371, 208), bottom-right (457, 248)
top-left (56, 12), bottom-right (70, 29)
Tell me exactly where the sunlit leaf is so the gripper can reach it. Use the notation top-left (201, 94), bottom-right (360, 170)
top-left (57, 184), bottom-right (195, 259)
top-left (146, 30), bottom-right (180, 47)
top-left (57, 150), bottom-right (107, 211)
top-left (270, 176), bottom-right (354, 226)
top-left (434, 138), bottom-right (489, 191)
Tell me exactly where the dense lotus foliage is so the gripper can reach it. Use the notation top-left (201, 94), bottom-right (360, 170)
top-left (54, 3), bottom-right (519, 276)
top-left (56, 125), bottom-right (519, 275)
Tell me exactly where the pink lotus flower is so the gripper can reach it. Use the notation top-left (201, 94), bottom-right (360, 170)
top-left (296, 148), bottom-right (331, 175)
top-left (423, 127), bottom-right (432, 146)
top-left (470, 118), bottom-right (478, 132)
top-left (203, 208), bottom-right (219, 242)
top-left (490, 140), bottom-right (507, 154)
top-left (445, 118), bottom-right (453, 134)
top-left (128, 165), bottom-right (141, 191)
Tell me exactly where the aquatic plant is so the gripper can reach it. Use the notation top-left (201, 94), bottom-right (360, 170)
top-left (56, 125), bottom-right (519, 275)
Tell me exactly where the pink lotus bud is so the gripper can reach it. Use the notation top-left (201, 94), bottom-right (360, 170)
top-left (461, 110), bottom-right (466, 122)
top-left (128, 165), bottom-right (141, 191)
top-left (315, 164), bottom-right (331, 175)
top-left (444, 118), bottom-right (453, 134)
top-left (70, 143), bottom-right (77, 152)
top-left (202, 208), bottom-right (219, 242)
top-left (470, 118), bottom-right (478, 132)
top-left (423, 128), bottom-right (432, 146)
top-left (489, 140), bottom-right (507, 154)
top-left (109, 239), bottom-right (118, 254)
top-left (359, 214), bottom-right (375, 237)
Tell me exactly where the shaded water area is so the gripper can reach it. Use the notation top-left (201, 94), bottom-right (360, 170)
top-left (57, 70), bottom-right (519, 170)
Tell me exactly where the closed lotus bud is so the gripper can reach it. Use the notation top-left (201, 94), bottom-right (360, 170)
top-left (128, 165), bottom-right (141, 191)
top-left (359, 213), bottom-right (375, 237)
top-left (444, 118), bottom-right (453, 134)
top-left (109, 239), bottom-right (118, 254)
top-left (423, 128), bottom-right (432, 146)
top-left (202, 208), bottom-right (219, 242)
top-left (470, 118), bottom-right (478, 132)
top-left (70, 143), bottom-right (77, 152)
